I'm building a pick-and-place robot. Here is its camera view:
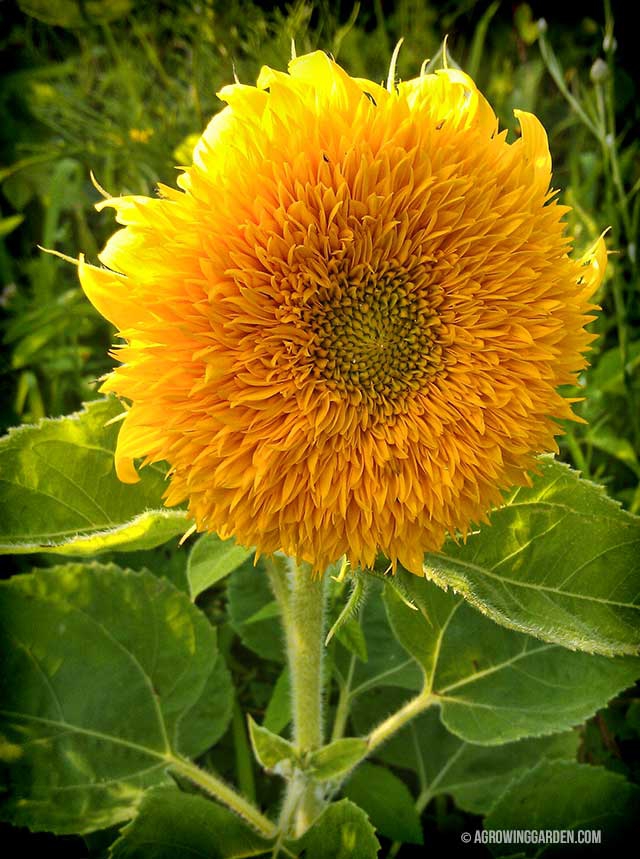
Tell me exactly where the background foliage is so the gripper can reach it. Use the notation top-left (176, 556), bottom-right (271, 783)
top-left (1, 0), bottom-right (639, 856)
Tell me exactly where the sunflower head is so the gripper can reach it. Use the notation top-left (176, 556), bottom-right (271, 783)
top-left (79, 51), bottom-right (605, 574)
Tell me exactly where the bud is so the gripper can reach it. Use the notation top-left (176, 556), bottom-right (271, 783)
top-left (590, 58), bottom-right (609, 84)
top-left (537, 18), bottom-right (548, 35)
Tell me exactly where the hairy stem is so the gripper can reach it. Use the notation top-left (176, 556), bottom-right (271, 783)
top-left (168, 754), bottom-right (277, 838)
top-left (326, 687), bottom-right (437, 808)
top-left (280, 558), bottom-right (327, 754)
top-left (367, 689), bottom-right (435, 756)
top-left (267, 556), bottom-right (327, 836)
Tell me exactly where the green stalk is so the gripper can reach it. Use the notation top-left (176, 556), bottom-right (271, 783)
top-left (287, 559), bottom-right (327, 753)
top-left (266, 556), bottom-right (327, 836)
top-left (367, 689), bottom-right (435, 756)
top-left (266, 557), bottom-right (326, 754)
top-left (265, 560), bottom-right (438, 838)
top-left (168, 754), bottom-right (276, 838)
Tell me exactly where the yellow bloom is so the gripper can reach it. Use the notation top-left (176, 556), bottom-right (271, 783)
top-left (79, 52), bottom-right (605, 574)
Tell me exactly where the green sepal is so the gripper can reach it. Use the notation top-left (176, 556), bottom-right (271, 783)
top-left (247, 715), bottom-right (298, 777)
top-left (307, 738), bottom-right (368, 781)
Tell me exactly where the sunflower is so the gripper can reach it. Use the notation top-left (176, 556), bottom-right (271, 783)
top-left (79, 51), bottom-right (606, 574)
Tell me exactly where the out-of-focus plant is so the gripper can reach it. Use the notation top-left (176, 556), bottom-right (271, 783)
top-left (1, 1), bottom-right (327, 427)
top-left (536, 2), bottom-right (640, 512)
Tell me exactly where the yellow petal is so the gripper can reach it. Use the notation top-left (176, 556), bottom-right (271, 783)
top-left (401, 68), bottom-right (497, 136)
top-left (98, 228), bottom-right (145, 275)
top-left (78, 254), bottom-right (135, 330)
top-left (514, 109), bottom-right (552, 195)
top-left (115, 449), bottom-right (140, 484)
top-left (579, 232), bottom-right (608, 293)
top-left (288, 50), bottom-right (363, 103)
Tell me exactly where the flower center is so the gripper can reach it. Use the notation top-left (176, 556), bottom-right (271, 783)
top-left (303, 263), bottom-right (444, 408)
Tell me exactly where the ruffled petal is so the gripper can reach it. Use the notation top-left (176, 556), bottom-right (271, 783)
top-left (78, 254), bottom-right (135, 330)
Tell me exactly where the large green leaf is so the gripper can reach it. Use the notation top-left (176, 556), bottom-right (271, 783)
top-left (384, 574), bottom-right (640, 744)
top-left (291, 799), bottom-right (379, 859)
top-left (485, 761), bottom-right (640, 856)
top-left (342, 762), bottom-right (422, 845)
top-left (408, 720), bottom-right (579, 816)
top-left (110, 786), bottom-right (272, 859)
top-left (0, 563), bottom-right (233, 834)
top-left (351, 691), bottom-right (579, 815)
top-left (177, 649), bottom-right (233, 760)
top-left (424, 459), bottom-right (640, 656)
top-left (0, 399), bottom-right (188, 555)
top-left (187, 533), bottom-right (253, 600)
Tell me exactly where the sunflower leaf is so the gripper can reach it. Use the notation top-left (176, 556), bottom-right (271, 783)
top-left (485, 761), bottom-right (640, 856)
top-left (187, 533), bottom-right (254, 600)
top-left (384, 574), bottom-right (640, 744)
top-left (0, 563), bottom-right (232, 834)
top-left (342, 762), bottom-right (423, 845)
top-left (0, 399), bottom-right (188, 556)
top-left (424, 458), bottom-right (640, 656)
top-left (335, 617), bottom-right (369, 662)
top-left (289, 798), bottom-right (379, 859)
top-left (110, 786), bottom-right (272, 859)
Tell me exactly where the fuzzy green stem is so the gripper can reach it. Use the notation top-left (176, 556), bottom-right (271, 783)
top-left (324, 687), bottom-right (437, 812)
top-left (285, 558), bottom-right (327, 753)
top-left (367, 689), bottom-right (435, 756)
top-left (265, 555), bottom-right (327, 751)
top-left (168, 754), bottom-right (277, 838)
top-left (266, 556), bottom-right (328, 837)
top-left (287, 560), bottom-right (327, 835)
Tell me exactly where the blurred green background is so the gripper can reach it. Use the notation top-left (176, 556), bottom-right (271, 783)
top-left (1, 1), bottom-right (638, 854)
